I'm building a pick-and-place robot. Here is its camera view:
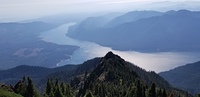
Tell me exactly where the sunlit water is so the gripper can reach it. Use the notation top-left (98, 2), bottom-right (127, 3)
top-left (39, 23), bottom-right (200, 73)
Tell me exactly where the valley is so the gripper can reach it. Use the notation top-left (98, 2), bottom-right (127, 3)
top-left (39, 22), bottom-right (200, 72)
top-left (1, 0), bottom-right (200, 96)
top-left (0, 22), bottom-right (78, 69)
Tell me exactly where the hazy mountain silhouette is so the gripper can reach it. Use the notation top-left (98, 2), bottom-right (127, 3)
top-left (68, 10), bottom-right (200, 52)
top-left (0, 22), bottom-right (78, 69)
top-left (106, 11), bottom-right (163, 27)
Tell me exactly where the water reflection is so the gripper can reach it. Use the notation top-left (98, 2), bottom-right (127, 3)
top-left (40, 23), bottom-right (200, 73)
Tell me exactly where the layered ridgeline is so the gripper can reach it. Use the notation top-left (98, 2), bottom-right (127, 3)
top-left (0, 52), bottom-right (191, 97)
top-left (68, 10), bottom-right (200, 52)
top-left (0, 22), bottom-right (78, 69)
top-left (160, 61), bottom-right (200, 95)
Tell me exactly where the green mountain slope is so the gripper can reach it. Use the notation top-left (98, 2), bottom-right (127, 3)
top-left (0, 52), bottom-right (192, 97)
top-left (70, 52), bottom-right (189, 97)
top-left (159, 61), bottom-right (200, 94)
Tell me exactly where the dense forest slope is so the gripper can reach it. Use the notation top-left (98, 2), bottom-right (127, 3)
top-left (160, 61), bottom-right (200, 94)
top-left (0, 52), bottom-right (192, 97)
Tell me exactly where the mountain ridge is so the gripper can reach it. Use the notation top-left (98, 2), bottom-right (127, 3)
top-left (71, 52), bottom-right (190, 97)
top-left (159, 61), bottom-right (200, 94)
top-left (0, 52), bottom-right (192, 96)
top-left (68, 10), bottom-right (200, 52)
top-left (106, 10), bottom-right (163, 27)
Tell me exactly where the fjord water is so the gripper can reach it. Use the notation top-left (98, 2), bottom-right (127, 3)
top-left (39, 23), bottom-right (200, 73)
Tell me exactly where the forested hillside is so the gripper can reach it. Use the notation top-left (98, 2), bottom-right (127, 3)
top-left (160, 61), bottom-right (200, 95)
top-left (0, 52), bottom-right (193, 97)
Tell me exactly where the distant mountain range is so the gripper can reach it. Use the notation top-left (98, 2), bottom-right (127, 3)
top-left (1, 10), bottom-right (200, 96)
top-left (0, 22), bottom-right (78, 69)
top-left (106, 11), bottom-right (163, 27)
top-left (68, 10), bottom-right (200, 52)
top-left (159, 61), bottom-right (200, 95)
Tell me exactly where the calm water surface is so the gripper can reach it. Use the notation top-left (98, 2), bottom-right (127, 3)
top-left (40, 23), bottom-right (200, 73)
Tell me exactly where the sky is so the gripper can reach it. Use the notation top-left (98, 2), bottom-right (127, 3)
top-left (0, 0), bottom-right (200, 22)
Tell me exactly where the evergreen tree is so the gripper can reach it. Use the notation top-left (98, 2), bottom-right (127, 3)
top-left (84, 70), bottom-right (88, 80)
top-left (14, 80), bottom-right (27, 96)
top-left (162, 89), bottom-right (167, 97)
top-left (127, 84), bottom-right (136, 97)
top-left (148, 83), bottom-right (156, 97)
top-left (14, 77), bottom-right (40, 97)
top-left (157, 88), bottom-right (162, 97)
top-left (26, 77), bottom-right (34, 97)
top-left (22, 76), bottom-right (26, 82)
top-left (43, 79), bottom-right (74, 97)
top-left (54, 79), bottom-right (59, 91)
top-left (65, 84), bottom-right (73, 97)
top-left (84, 91), bottom-right (94, 97)
top-left (136, 80), bottom-right (142, 97)
top-left (98, 83), bottom-right (104, 97)
top-left (54, 83), bottom-right (64, 97)
top-left (45, 79), bottom-right (54, 97)
top-left (142, 85), bottom-right (146, 97)
top-left (60, 82), bottom-right (67, 95)
top-left (26, 77), bottom-right (40, 97)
